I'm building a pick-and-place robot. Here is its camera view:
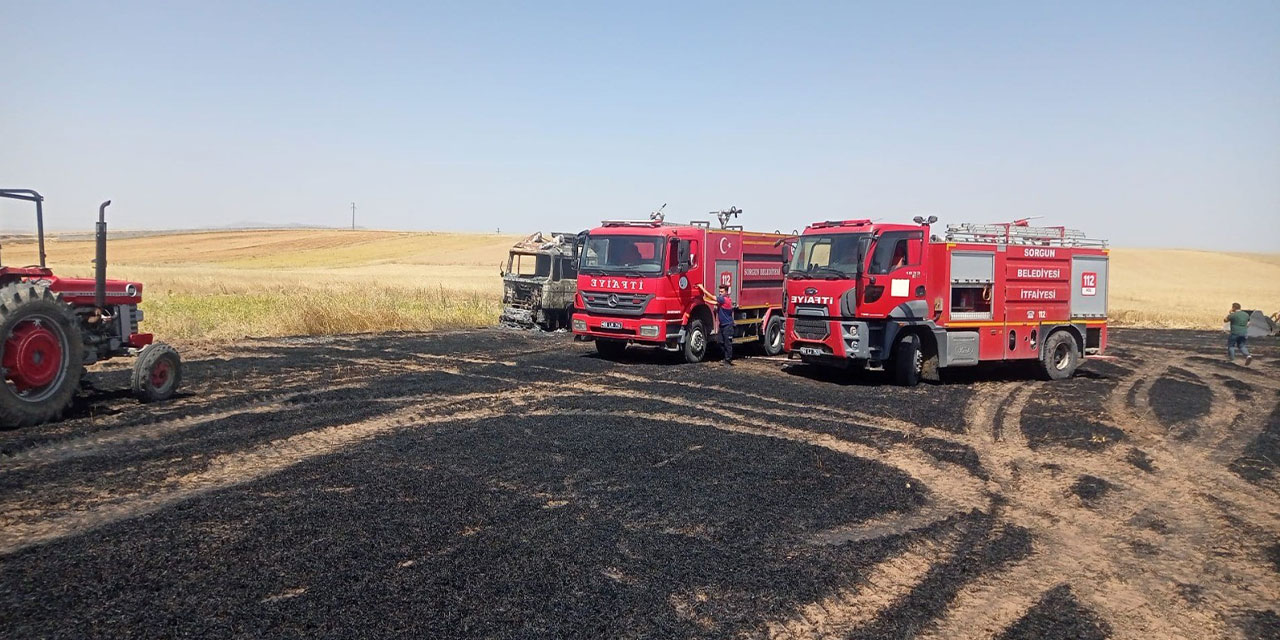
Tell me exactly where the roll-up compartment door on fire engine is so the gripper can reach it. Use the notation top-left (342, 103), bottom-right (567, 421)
top-left (1071, 255), bottom-right (1108, 318)
top-left (715, 260), bottom-right (740, 303)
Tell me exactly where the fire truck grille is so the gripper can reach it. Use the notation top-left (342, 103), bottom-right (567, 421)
top-left (581, 292), bottom-right (653, 317)
top-left (793, 317), bottom-right (829, 341)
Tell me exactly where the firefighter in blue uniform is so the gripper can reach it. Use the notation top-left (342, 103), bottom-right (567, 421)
top-left (698, 283), bottom-right (735, 365)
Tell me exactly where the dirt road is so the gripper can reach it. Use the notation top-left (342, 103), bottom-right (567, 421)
top-left (1, 329), bottom-right (1277, 639)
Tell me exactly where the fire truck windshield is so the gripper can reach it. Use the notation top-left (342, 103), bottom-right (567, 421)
top-left (789, 233), bottom-right (868, 279)
top-left (580, 235), bottom-right (664, 275)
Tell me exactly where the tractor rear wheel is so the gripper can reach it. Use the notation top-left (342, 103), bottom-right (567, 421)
top-left (131, 342), bottom-right (182, 402)
top-left (0, 283), bottom-right (84, 428)
top-left (760, 316), bottom-right (785, 356)
top-left (1039, 331), bottom-right (1079, 380)
top-left (595, 338), bottom-right (628, 359)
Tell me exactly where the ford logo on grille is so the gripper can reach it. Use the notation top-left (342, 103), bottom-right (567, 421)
top-left (804, 287), bottom-right (818, 295)
top-left (607, 293), bottom-right (619, 308)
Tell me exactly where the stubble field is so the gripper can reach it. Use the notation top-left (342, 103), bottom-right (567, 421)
top-left (0, 328), bottom-right (1277, 639)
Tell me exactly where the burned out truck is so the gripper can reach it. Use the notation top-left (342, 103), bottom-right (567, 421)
top-left (500, 231), bottom-right (583, 330)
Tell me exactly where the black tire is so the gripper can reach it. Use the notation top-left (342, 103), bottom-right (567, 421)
top-left (683, 318), bottom-right (708, 363)
top-left (131, 342), bottom-right (182, 402)
top-left (760, 316), bottom-right (784, 356)
top-left (892, 334), bottom-right (922, 387)
top-left (1039, 331), bottom-right (1079, 381)
top-left (0, 283), bottom-right (84, 428)
top-left (595, 338), bottom-right (628, 359)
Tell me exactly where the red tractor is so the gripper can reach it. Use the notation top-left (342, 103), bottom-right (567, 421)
top-left (1, 189), bottom-right (181, 428)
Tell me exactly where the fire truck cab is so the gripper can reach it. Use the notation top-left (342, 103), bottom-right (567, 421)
top-left (784, 217), bottom-right (1108, 385)
top-left (572, 210), bottom-right (789, 363)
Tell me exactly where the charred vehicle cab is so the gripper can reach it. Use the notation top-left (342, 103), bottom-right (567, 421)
top-left (784, 217), bottom-right (1109, 385)
top-left (500, 232), bottom-right (582, 330)
top-left (571, 208), bottom-right (789, 363)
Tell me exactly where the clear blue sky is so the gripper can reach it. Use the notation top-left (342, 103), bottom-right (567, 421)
top-left (3, 1), bottom-right (1277, 250)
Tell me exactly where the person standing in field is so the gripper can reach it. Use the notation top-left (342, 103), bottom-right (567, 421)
top-left (698, 283), bottom-right (735, 365)
top-left (1224, 302), bottom-right (1253, 365)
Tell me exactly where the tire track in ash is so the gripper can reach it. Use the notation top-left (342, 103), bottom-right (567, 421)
top-left (0, 345), bottom-right (622, 556)
top-left (0, 385), bottom-right (561, 556)
top-left (0, 384), bottom-right (367, 471)
top-left (925, 348), bottom-right (1280, 638)
top-left (763, 523), bottom-right (971, 640)
top-left (528, 363), bottom-right (924, 431)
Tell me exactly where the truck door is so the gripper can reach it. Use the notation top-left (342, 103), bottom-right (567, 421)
top-left (865, 230), bottom-right (926, 317)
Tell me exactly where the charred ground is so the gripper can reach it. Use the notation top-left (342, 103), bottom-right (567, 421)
top-left (1, 328), bottom-right (1277, 639)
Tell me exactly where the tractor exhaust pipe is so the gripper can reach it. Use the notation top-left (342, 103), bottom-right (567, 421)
top-left (95, 200), bottom-right (111, 309)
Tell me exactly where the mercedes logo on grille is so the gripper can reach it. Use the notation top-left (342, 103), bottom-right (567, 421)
top-left (607, 294), bottom-right (619, 308)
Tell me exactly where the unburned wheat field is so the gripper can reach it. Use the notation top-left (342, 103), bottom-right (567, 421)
top-left (0, 328), bottom-right (1277, 639)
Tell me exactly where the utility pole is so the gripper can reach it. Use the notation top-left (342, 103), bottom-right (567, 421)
top-left (350, 202), bottom-right (356, 230)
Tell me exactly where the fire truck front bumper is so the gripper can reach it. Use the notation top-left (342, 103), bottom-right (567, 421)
top-left (786, 318), bottom-right (870, 361)
top-left (572, 315), bottom-right (685, 348)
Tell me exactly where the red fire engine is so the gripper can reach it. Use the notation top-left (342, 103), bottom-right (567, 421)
top-left (572, 208), bottom-right (789, 363)
top-left (784, 217), bottom-right (1108, 385)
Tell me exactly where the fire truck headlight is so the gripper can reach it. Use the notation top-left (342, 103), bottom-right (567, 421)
top-left (572, 318), bottom-right (587, 332)
top-left (639, 324), bottom-right (660, 338)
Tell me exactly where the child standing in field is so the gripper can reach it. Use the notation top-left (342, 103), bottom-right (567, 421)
top-left (1224, 303), bottom-right (1253, 365)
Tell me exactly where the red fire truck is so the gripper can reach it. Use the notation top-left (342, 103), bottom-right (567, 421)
top-left (784, 217), bottom-right (1108, 385)
top-left (571, 209), bottom-right (789, 363)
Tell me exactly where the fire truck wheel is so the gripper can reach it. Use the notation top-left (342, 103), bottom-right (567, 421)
top-left (892, 334), bottom-right (923, 387)
top-left (761, 316), bottom-right (785, 357)
top-left (1040, 331), bottom-right (1079, 381)
top-left (595, 338), bottom-right (628, 360)
top-left (0, 283), bottom-right (86, 428)
top-left (131, 342), bottom-right (183, 402)
top-left (683, 319), bottom-right (708, 363)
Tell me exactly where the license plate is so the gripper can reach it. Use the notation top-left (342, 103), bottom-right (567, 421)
top-left (601, 321), bottom-right (623, 330)
top-left (799, 347), bottom-right (825, 356)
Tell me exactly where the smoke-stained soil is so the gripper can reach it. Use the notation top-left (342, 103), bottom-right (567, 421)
top-left (1, 328), bottom-right (1277, 639)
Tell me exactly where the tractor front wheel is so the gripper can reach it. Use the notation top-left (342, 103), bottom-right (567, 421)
top-left (0, 283), bottom-right (85, 428)
top-left (131, 342), bottom-right (182, 402)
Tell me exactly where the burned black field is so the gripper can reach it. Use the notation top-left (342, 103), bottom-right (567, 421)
top-left (1, 329), bottom-right (1277, 639)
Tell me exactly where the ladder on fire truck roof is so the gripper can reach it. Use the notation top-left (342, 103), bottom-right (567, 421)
top-left (944, 221), bottom-right (1108, 248)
